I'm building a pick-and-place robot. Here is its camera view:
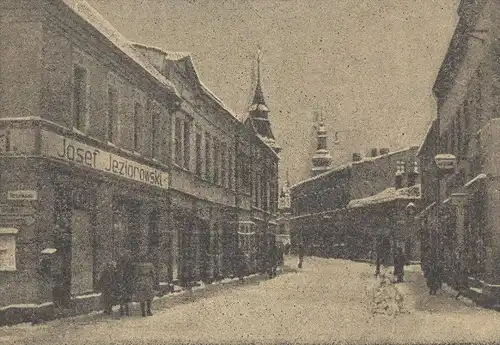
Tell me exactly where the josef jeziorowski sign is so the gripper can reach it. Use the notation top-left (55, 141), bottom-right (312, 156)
top-left (41, 131), bottom-right (169, 189)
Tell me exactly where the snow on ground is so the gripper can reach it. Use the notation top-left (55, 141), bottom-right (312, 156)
top-left (2, 256), bottom-right (500, 344)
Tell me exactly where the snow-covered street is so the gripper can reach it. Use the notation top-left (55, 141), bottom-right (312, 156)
top-left (2, 256), bottom-right (500, 344)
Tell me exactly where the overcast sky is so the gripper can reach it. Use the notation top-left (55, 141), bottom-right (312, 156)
top-left (88, 0), bottom-right (459, 185)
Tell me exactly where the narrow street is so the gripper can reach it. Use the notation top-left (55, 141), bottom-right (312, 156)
top-left (2, 257), bottom-right (500, 344)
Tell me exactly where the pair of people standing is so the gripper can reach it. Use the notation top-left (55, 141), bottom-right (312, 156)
top-left (97, 250), bottom-right (155, 317)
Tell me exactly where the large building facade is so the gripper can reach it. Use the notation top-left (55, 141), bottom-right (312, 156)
top-left (290, 147), bottom-right (420, 262)
top-left (0, 0), bottom-right (279, 321)
top-left (418, 0), bottom-right (500, 303)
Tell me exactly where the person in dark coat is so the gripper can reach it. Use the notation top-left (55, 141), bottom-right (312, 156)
top-left (116, 249), bottom-right (134, 316)
top-left (268, 244), bottom-right (278, 278)
top-left (96, 260), bottom-right (118, 315)
top-left (234, 246), bottom-right (247, 282)
top-left (298, 243), bottom-right (305, 269)
top-left (134, 256), bottom-right (155, 317)
top-left (427, 260), bottom-right (443, 295)
top-left (393, 247), bottom-right (405, 283)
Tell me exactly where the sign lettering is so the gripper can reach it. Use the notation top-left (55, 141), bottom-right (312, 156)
top-left (7, 190), bottom-right (38, 201)
top-left (42, 131), bottom-right (169, 189)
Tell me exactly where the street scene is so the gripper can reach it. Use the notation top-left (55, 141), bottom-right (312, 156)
top-left (3, 256), bottom-right (500, 344)
top-left (1, 0), bottom-right (499, 343)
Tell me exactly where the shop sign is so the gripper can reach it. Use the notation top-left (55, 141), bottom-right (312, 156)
top-left (41, 131), bottom-right (169, 189)
top-left (7, 190), bottom-right (38, 201)
top-left (0, 215), bottom-right (36, 226)
top-left (0, 205), bottom-right (36, 215)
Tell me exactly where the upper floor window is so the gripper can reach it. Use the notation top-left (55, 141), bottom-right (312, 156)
top-left (133, 102), bottom-right (143, 151)
top-left (183, 120), bottom-right (191, 170)
top-left (228, 148), bottom-right (234, 190)
top-left (221, 142), bottom-right (227, 187)
top-left (151, 110), bottom-right (160, 159)
top-left (174, 118), bottom-right (183, 166)
top-left (107, 84), bottom-right (118, 143)
top-left (195, 131), bottom-right (203, 177)
top-left (73, 65), bottom-right (88, 132)
top-left (205, 133), bottom-right (211, 180)
top-left (213, 137), bottom-right (220, 184)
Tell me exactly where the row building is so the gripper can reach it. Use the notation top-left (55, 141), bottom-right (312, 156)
top-left (290, 118), bottom-right (421, 263)
top-left (0, 0), bottom-right (280, 324)
top-left (418, 0), bottom-right (500, 304)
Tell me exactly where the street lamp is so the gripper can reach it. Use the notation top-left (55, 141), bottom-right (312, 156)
top-left (433, 153), bottom-right (457, 277)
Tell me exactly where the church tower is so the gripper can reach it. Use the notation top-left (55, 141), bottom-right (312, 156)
top-left (311, 114), bottom-right (333, 176)
top-left (245, 48), bottom-right (281, 154)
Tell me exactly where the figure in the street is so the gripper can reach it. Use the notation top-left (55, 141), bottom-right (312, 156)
top-left (375, 253), bottom-right (381, 277)
top-left (234, 245), bottom-right (247, 282)
top-left (268, 243), bottom-right (278, 278)
top-left (116, 249), bottom-right (134, 316)
top-left (96, 260), bottom-right (118, 315)
top-left (298, 243), bottom-right (305, 269)
top-left (427, 260), bottom-right (443, 295)
top-left (134, 255), bottom-right (155, 317)
top-left (393, 247), bottom-right (406, 283)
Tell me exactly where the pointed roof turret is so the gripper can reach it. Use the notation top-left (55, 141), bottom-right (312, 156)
top-left (311, 113), bottom-right (333, 176)
top-left (245, 46), bottom-right (280, 154)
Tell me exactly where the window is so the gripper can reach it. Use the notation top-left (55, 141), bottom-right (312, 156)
top-left (228, 148), bottom-right (233, 190)
top-left (0, 229), bottom-right (18, 271)
top-left (195, 131), bottom-right (203, 177)
top-left (134, 102), bottom-right (142, 151)
top-left (73, 66), bottom-right (87, 131)
top-left (174, 118), bottom-right (183, 166)
top-left (151, 110), bottom-right (160, 159)
top-left (213, 138), bottom-right (220, 184)
top-left (183, 121), bottom-right (191, 169)
top-left (221, 142), bottom-right (226, 187)
top-left (107, 84), bottom-right (118, 142)
top-left (205, 133), bottom-right (211, 179)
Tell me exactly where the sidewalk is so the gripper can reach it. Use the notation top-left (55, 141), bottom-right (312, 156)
top-left (6, 263), bottom-right (296, 328)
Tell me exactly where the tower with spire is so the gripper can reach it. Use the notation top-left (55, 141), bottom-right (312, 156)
top-left (245, 47), bottom-right (281, 154)
top-left (311, 113), bottom-right (333, 176)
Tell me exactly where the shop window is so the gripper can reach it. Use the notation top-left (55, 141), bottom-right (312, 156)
top-left (195, 131), bottom-right (203, 177)
top-left (174, 118), bottom-right (183, 166)
top-left (183, 120), bottom-right (191, 170)
top-left (133, 102), bottom-right (143, 152)
top-left (0, 228), bottom-right (18, 271)
top-left (73, 65), bottom-right (88, 132)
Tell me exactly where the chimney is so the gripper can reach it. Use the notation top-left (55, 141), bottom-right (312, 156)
top-left (370, 148), bottom-right (378, 157)
top-left (352, 152), bottom-right (362, 162)
top-left (407, 161), bottom-right (418, 187)
top-left (379, 148), bottom-right (390, 155)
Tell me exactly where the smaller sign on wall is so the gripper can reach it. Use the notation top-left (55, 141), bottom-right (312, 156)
top-left (7, 190), bottom-right (38, 201)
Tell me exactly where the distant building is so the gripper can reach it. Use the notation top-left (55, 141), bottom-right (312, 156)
top-left (311, 118), bottom-right (333, 177)
top-left (277, 172), bottom-right (292, 248)
top-left (290, 146), bottom-right (420, 261)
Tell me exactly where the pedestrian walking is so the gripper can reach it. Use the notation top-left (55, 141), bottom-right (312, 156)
top-left (427, 260), bottom-right (443, 295)
top-left (134, 256), bottom-right (155, 317)
top-left (268, 244), bottom-right (278, 278)
top-left (298, 243), bottom-right (305, 269)
top-left (234, 245), bottom-right (247, 282)
top-left (96, 260), bottom-right (118, 315)
top-left (116, 249), bottom-right (134, 316)
top-left (393, 247), bottom-right (405, 283)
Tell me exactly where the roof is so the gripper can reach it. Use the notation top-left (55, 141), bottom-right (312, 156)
top-left (432, 0), bottom-right (488, 102)
top-left (347, 184), bottom-right (421, 209)
top-left (290, 145), bottom-right (419, 190)
top-left (60, 1), bottom-right (179, 98)
top-left (417, 119), bottom-right (438, 157)
top-left (131, 43), bottom-right (239, 122)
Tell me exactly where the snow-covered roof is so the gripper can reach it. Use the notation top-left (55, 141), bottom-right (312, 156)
top-left (347, 184), bottom-right (421, 209)
top-left (417, 119), bottom-right (437, 157)
top-left (465, 173), bottom-right (487, 188)
top-left (291, 146), bottom-right (419, 190)
top-left (61, 1), bottom-right (178, 97)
